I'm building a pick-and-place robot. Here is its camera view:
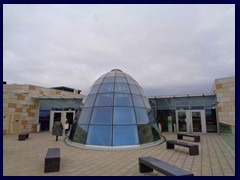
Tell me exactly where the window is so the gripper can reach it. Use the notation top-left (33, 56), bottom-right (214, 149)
top-left (113, 107), bottom-right (136, 124)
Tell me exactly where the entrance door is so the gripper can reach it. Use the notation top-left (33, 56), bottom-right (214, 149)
top-left (190, 110), bottom-right (206, 133)
top-left (176, 110), bottom-right (206, 133)
top-left (176, 111), bottom-right (187, 133)
top-left (9, 113), bottom-right (21, 134)
top-left (50, 111), bottom-right (75, 132)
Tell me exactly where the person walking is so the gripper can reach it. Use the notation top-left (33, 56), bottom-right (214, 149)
top-left (64, 119), bottom-right (70, 137)
top-left (52, 118), bottom-right (63, 141)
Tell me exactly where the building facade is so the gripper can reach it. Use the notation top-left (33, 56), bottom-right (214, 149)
top-left (3, 76), bottom-right (235, 135)
top-left (3, 84), bottom-right (84, 135)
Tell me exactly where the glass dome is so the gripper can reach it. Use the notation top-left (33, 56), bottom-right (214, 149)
top-left (68, 69), bottom-right (161, 150)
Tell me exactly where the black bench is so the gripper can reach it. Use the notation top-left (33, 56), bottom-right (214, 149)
top-left (166, 140), bottom-right (199, 155)
top-left (139, 156), bottom-right (193, 176)
top-left (18, 133), bottom-right (29, 141)
top-left (44, 148), bottom-right (60, 173)
top-left (177, 133), bottom-right (200, 142)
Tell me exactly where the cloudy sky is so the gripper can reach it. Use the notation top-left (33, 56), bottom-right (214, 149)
top-left (3, 4), bottom-right (235, 96)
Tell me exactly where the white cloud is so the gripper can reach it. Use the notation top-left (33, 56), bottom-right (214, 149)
top-left (3, 4), bottom-right (235, 95)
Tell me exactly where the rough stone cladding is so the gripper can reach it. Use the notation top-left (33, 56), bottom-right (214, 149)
top-left (3, 84), bottom-right (83, 135)
top-left (214, 76), bottom-right (235, 127)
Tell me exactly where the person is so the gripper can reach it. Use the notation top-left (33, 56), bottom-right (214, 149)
top-left (52, 118), bottom-right (63, 141)
top-left (64, 119), bottom-right (70, 137)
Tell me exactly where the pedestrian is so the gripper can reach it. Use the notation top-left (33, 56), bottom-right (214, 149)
top-left (64, 119), bottom-right (70, 137)
top-left (52, 118), bottom-right (63, 141)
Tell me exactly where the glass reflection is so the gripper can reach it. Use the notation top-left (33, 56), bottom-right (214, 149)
top-left (78, 108), bottom-right (92, 124)
top-left (113, 107), bottom-right (136, 124)
top-left (113, 125), bottom-right (139, 146)
top-left (114, 93), bottom-right (133, 106)
top-left (86, 125), bottom-right (112, 146)
top-left (90, 107), bottom-right (113, 124)
top-left (95, 93), bottom-right (113, 106)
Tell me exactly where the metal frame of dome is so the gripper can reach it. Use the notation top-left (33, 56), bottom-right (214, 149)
top-left (67, 69), bottom-right (164, 150)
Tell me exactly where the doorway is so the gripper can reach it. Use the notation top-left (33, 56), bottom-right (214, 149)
top-left (49, 111), bottom-right (75, 132)
top-left (176, 110), bottom-right (206, 133)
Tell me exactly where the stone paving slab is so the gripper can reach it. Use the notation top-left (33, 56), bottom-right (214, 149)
top-left (3, 132), bottom-right (235, 176)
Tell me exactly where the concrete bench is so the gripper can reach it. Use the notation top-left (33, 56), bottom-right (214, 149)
top-left (139, 156), bottom-right (193, 176)
top-left (44, 148), bottom-right (60, 173)
top-left (166, 140), bottom-right (199, 155)
top-left (18, 133), bottom-right (29, 141)
top-left (177, 133), bottom-right (200, 142)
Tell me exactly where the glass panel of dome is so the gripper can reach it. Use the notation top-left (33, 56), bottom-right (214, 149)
top-left (86, 125), bottom-right (112, 146)
top-left (90, 107), bottom-right (113, 124)
top-left (94, 78), bottom-right (104, 85)
top-left (138, 87), bottom-right (145, 95)
top-left (135, 108), bottom-right (149, 124)
top-left (115, 73), bottom-right (125, 77)
top-left (94, 93), bottom-right (113, 106)
top-left (132, 94), bottom-right (145, 107)
top-left (151, 123), bottom-right (161, 141)
top-left (115, 83), bottom-right (130, 93)
top-left (115, 77), bottom-right (128, 83)
top-left (99, 83), bottom-right (114, 93)
top-left (129, 84), bottom-right (140, 94)
top-left (102, 76), bottom-right (115, 83)
top-left (142, 96), bottom-right (151, 109)
top-left (113, 125), bottom-right (139, 146)
top-left (138, 124), bottom-right (155, 144)
top-left (114, 93), bottom-right (133, 106)
top-left (126, 78), bottom-right (136, 85)
top-left (72, 124), bottom-right (88, 144)
top-left (78, 108), bottom-right (92, 124)
top-left (106, 72), bottom-right (115, 77)
top-left (148, 109), bottom-right (156, 123)
top-left (84, 94), bottom-right (96, 107)
top-left (113, 107), bottom-right (136, 124)
top-left (89, 84), bottom-right (100, 94)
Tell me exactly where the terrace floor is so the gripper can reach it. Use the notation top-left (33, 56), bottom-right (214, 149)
top-left (3, 132), bottom-right (235, 176)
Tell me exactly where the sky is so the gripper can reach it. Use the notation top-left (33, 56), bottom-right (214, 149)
top-left (3, 4), bottom-right (235, 96)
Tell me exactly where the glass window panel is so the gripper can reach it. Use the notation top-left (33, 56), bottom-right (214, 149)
top-left (138, 124), bottom-right (155, 144)
top-left (115, 77), bottom-right (128, 83)
top-left (189, 97), bottom-right (204, 106)
top-left (176, 98), bottom-right (189, 106)
top-left (156, 98), bottom-right (175, 107)
top-left (129, 84), bottom-right (140, 94)
top-left (94, 93), bottom-right (113, 106)
top-left (132, 94), bottom-right (145, 107)
top-left (106, 72), bottom-right (115, 77)
top-left (94, 78), bottom-right (104, 85)
top-left (90, 107), bottom-right (113, 124)
top-left (151, 123), bottom-right (161, 141)
top-left (51, 99), bottom-right (63, 108)
top-left (115, 73), bottom-right (125, 77)
top-left (102, 76), bottom-right (115, 83)
top-left (115, 83), bottom-right (130, 93)
top-left (40, 99), bottom-right (52, 108)
top-left (114, 93), bottom-right (133, 106)
top-left (126, 78), bottom-right (136, 85)
top-left (72, 124), bottom-right (88, 144)
top-left (113, 125), bottom-right (139, 146)
top-left (142, 97), bottom-right (151, 109)
top-left (78, 108), bottom-right (92, 124)
top-left (147, 109), bottom-right (156, 123)
top-left (86, 125), bottom-right (112, 146)
top-left (135, 108), bottom-right (149, 124)
top-left (138, 87), bottom-right (145, 95)
top-left (84, 94), bottom-right (96, 107)
top-left (113, 107), bottom-right (136, 124)
top-left (89, 84), bottom-right (100, 94)
top-left (99, 83), bottom-right (114, 93)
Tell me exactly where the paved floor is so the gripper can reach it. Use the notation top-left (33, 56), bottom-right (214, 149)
top-left (3, 132), bottom-right (235, 176)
